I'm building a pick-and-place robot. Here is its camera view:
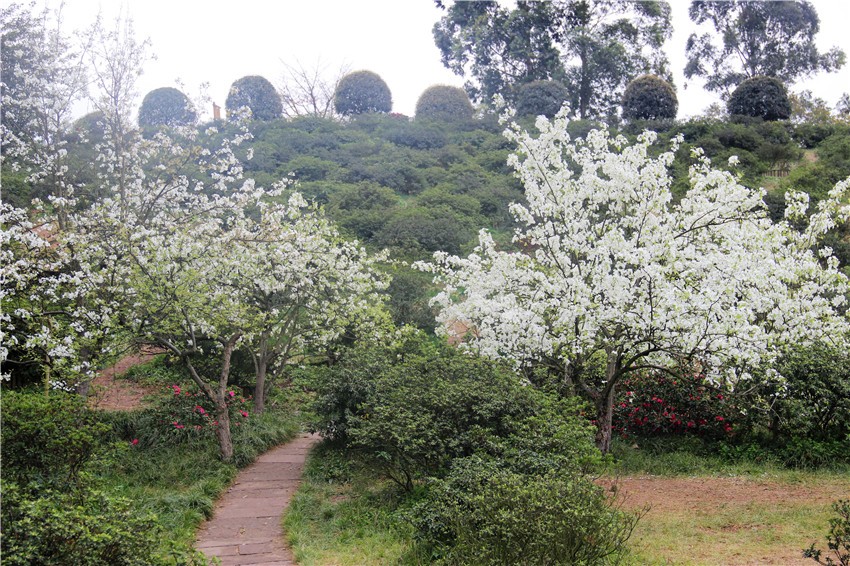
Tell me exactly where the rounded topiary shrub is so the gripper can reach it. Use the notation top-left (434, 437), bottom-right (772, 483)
top-left (515, 80), bottom-right (569, 118)
top-left (225, 75), bottom-right (282, 121)
top-left (727, 76), bottom-right (791, 121)
top-left (621, 74), bottom-right (678, 121)
top-left (138, 87), bottom-right (197, 128)
top-left (333, 70), bottom-right (392, 116)
top-left (415, 85), bottom-right (473, 121)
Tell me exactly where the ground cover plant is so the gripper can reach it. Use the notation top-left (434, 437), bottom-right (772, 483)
top-left (0, 356), bottom-right (300, 563)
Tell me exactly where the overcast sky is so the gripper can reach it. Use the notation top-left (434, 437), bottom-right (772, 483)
top-left (55, 0), bottom-right (850, 121)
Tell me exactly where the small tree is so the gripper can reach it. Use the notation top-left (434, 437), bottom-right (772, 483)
top-left (515, 80), bottom-right (569, 118)
top-left (138, 87), bottom-right (196, 127)
top-left (415, 84), bottom-right (473, 121)
top-left (333, 70), bottom-right (392, 116)
top-left (727, 76), bottom-right (792, 121)
top-left (621, 74), bottom-right (677, 121)
top-left (419, 112), bottom-right (850, 453)
top-left (226, 75), bottom-right (282, 121)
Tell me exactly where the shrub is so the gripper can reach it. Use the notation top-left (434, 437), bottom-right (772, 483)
top-left (0, 390), bottom-right (111, 486)
top-left (412, 457), bottom-right (639, 565)
top-left (0, 481), bottom-right (168, 566)
top-left (138, 87), bottom-right (197, 128)
top-left (621, 74), bottom-right (678, 121)
top-left (804, 500), bottom-right (850, 566)
top-left (311, 336), bottom-right (599, 491)
top-left (333, 70), bottom-right (392, 116)
top-left (514, 79), bottom-right (569, 118)
top-left (415, 85), bottom-right (474, 122)
top-left (727, 76), bottom-right (792, 121)
top-left (225, 75), bottom-right (282, 121)
top-left (612, 368), bottom-right (735, 440)
top-left (111, 383), bottom-right (252, 448)
top-left (768, 343), bottom-right (850, 441)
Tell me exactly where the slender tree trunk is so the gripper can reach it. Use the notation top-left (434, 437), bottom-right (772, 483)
top-left (594, 353), bottom-right (620, 454)
top-left (254, 355), bottom-right (268, 415)
top-left (214, 399), bottom-right (234, 463)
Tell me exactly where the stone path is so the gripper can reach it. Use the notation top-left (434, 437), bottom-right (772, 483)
top-left (195, 433), bottom-right (319, 566)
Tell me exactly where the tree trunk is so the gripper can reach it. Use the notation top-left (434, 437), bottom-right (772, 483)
top-left (214, 398), bottom-right (234, 462)
top-left (594, 352), bottom-right (621, 454)
top-left (253, 355), bottom-right (268, 415)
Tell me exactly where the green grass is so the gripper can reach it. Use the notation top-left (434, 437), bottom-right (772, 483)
top-left (283, 442), bottom-right (426, 566)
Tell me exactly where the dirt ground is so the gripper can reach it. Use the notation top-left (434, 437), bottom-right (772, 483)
top-left (599, 475), bottom-right (850, 565)
top-left (87, 348), bottom-right (162, 411)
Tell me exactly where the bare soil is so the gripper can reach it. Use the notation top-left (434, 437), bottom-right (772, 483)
top-left (87, 348), bottom-right (162, 411)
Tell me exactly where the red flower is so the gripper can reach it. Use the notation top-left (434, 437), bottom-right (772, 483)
top-left (715, 415), bottom-right (724, 421)
top-left (173, 421), bottom-right (185, 429)
top-left (131, 438), bottom-right (139, 445)
top-left (171, 385), bottom-right (181, 395)
top-left (240, 410), bottom-right (249, 418)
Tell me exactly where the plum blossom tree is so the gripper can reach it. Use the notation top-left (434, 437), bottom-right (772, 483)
top-left (420, 111), bottom-right (850, 452)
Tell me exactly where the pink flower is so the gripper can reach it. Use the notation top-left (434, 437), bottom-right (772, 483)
top-left (173, 421), bottom-right (185, 429)
top-left (228, 391), bottom-right (235, 397)
top-left (171, 385), bottom-right (181, 395)
top-left (240, 410), bottom-right (248, 418)
top-left (131, 438), bottom-right (139, 445)
top-left (715, 416), bottom-right (724, 421)
top-left (195, 405), bottom-right (206, 415)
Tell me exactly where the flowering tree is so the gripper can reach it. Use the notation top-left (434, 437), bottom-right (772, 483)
top-left (420, 112), bottom-right (850, 452)
top-left (230, 194), bottom-right (389, 414)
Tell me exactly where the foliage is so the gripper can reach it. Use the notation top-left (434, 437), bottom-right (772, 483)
top-left (514, 79), bottom-right (569, 118)
top-left (0, 390), bottom-right (110, 486)
top-left (138, 86), bottom-right (196, 128)
top-left (333, 70), bottom-right (392, 116)
top-left (621, 74), bottom-right (677, 121)
top-left (226, 75), bottom-right (282, 121)
top-left (765, 343), bottom-right (850, 442)
top-left (612, 368), bottom-right (734, 440)
top-left (727, 76), bottom-right (792, 121)
top-left (0, 481), bottom-right (169, 566)
top-left (413, 457), bottom-right (638, 565)
top-left (305, 333), bottom-right (600, 491)
top-left (420, 112), bottom-right (850, 453)
top-left (804, 500), bottom-right (850, 566)
top-left (685, 0), bottom-right (846, 95)
top-left (415, 84), bottom-right (474, 122)
top-left (433, 0), bottom-right (673, 120)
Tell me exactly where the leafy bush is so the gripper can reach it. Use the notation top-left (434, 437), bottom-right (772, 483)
top-left (0, 390), bottom-right (111, 486)
top-left (225, 75), bottom-right (282, 121)
top-left (110, 383), bottom-right (252, 448)
top-left (514, 80), bottom-right (569, 118)
top-left (621, 74), bottom-right (678, 121)
top-left (727, 76), bottom-right (791, 121)
top-left (415, 85), bottom-right (474, 122)
top-left (308, 335), bottom-right (599, 490)
top-left (767, 344), bottom-right (850, 442)
top-left (804, 500), bottom-right (850, 566)
top-left (334, 70), bottom-right (392, 116)
top-left (0, 481), bottom-right (170, 566)
top-left (138, 87), bottom-right (197, 128)
top-left (411, 457), bottom-right (639, 565)
top-left (612, 368), bottom-right (735, 440)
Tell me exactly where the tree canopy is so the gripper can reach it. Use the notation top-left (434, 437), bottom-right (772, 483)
top-left (685, 0), bottom-right (846, 96)
top-left (138, 86), bottom-right (196, 127)
top-left (433, 0), bottom-right (673, 120)
top-left (226, 75), bottom-right (283, 121)
top-left (420, 112), bottom-right (850, 452)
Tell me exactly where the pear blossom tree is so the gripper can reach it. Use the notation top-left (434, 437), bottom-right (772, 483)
top-left (231, 195), bottom-right (389, 414)
top-left (420, 112), bottom-right (850, 452)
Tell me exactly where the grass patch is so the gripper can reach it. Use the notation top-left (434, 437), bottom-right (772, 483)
top-left (283, 442), bottom-right (423, 565)
top-left (626, 498), bottom-right (843, 565)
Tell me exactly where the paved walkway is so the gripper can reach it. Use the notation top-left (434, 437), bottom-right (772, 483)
top-left (195, 433), bottom-right (319, 566)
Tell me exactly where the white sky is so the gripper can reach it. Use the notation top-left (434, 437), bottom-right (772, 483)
top-left (53, 0), bottom-right (850, 121)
